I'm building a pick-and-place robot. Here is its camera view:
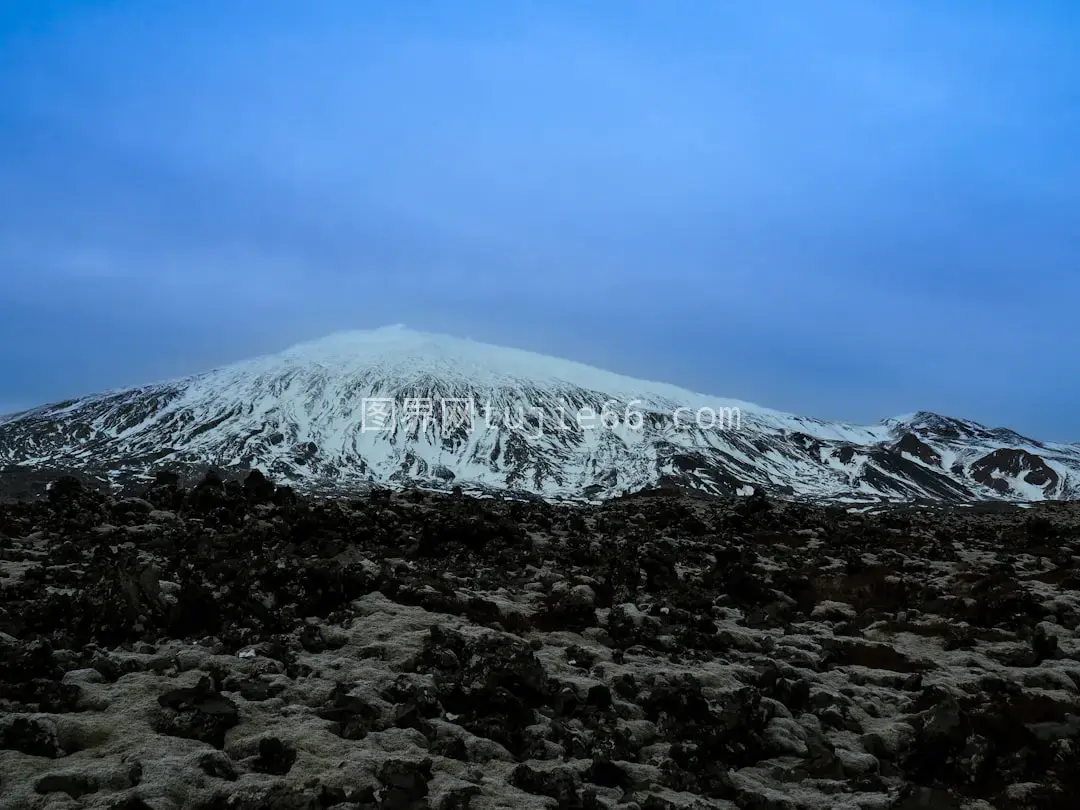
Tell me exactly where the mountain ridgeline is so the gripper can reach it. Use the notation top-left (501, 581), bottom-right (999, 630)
top-left (1, 326), bottom-right (1076, 503)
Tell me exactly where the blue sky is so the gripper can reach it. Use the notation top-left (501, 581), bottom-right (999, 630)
top-left (1, 1), bottom-right (1078, 438)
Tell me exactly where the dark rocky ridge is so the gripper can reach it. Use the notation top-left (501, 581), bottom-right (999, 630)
top-left (971, 450), bottom-right (1060, 494)
top-left (2, 470), bottom-right (1080, 808)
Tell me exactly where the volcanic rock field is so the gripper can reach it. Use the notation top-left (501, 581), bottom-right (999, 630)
top-left (2, 472), bottom-right (1080, 809)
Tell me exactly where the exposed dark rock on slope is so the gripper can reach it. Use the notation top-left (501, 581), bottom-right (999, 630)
top-left (3, 470), bottom-right (1080, 808)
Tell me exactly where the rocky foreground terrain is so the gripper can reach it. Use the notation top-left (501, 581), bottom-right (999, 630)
top-left (2, 474), bottom-right (1080, 809)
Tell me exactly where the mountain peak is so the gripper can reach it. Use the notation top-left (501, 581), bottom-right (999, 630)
top-left (1, 330), bottom-right (1077, 503)
top-left (237, 327), bottom-right (774, 415)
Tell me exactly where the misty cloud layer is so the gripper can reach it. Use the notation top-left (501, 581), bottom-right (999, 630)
top-left (1, 1), bottom-right (1077, 437)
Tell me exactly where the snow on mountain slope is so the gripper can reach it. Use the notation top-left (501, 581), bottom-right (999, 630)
top-left (1, 325), bottom-right (1077, 502)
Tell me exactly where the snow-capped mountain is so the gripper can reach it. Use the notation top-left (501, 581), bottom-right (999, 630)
top-left (1, 325), bottom-right (1077, 503)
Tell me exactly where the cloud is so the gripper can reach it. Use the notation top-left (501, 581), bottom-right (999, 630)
top-left (0, 1), bottom-right (1077, 438)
